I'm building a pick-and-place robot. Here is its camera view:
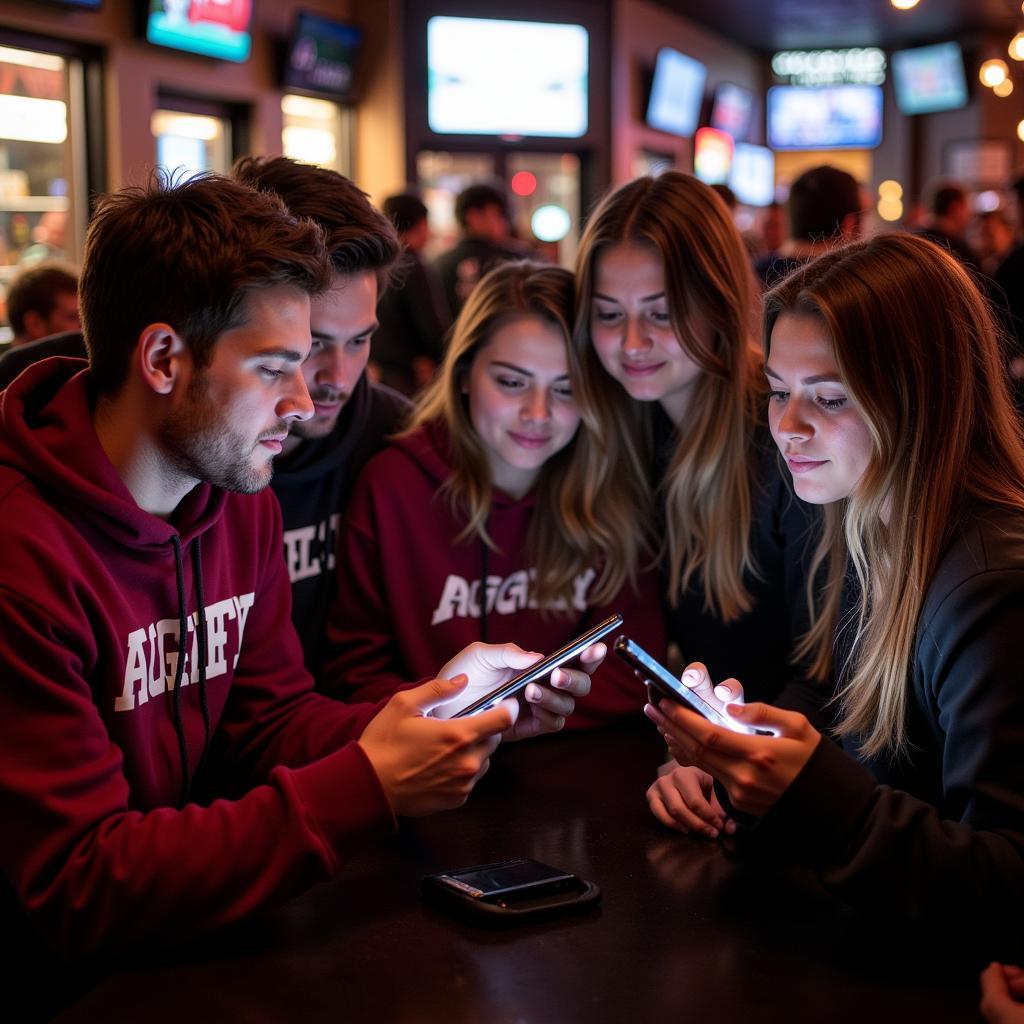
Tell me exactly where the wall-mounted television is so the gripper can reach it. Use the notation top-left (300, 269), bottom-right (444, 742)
top-left (709, 82), bottom-right (754, 141)
top-left (427, 16), bottom-right (588, 137)
top-left (891, 41), bottom-right (968, 115)
top-left (693, 127), bottom-right (733, 185)
top-left (767, 85), bottom-right (883, 150)
top-left (729, 142), bottom-right (775, 206)
top-left (645, 47), bottom-right (706, 137)
top-left (144, 0), bottom-right (253, 63)
top-left (282, 12), bottom-right (362, 102)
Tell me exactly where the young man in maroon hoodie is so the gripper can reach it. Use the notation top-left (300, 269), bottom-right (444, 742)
top-left (0, 173), bottom-right (595, 988)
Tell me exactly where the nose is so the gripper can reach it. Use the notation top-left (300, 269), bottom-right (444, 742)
top-left (280, 366), bottom-right (315, 423)
top-left (776, 396), bottom-right (811, 442)
top-left (622, 315), bottom-right (651, 355)
top-left (315, 346), bottom-right (353, 393)
top-left (520, 385), bottom-right (551, 424)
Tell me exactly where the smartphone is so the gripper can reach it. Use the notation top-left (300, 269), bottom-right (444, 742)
top-left (614, 636), bottom-right (770, 736)
top-left (420, 857), bottom-right (601, 924)
top-left (451, 612), bottom-right (623, 718)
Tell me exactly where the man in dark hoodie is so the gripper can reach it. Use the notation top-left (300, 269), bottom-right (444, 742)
top-left (0, 172), bottom-right (594, 1013)
top-left (231, 156), bottom-right (410, 678)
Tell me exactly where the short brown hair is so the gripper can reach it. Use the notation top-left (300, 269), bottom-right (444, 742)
top-left (80, 171), bottom-right (332, 395)
top-left (232, 155), bottom-right (401, 291)
top-left (6, 260), bottom-right (78, 335)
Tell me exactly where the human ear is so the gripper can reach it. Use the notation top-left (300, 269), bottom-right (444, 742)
top-left (137, 323), bottom-right (188, 396)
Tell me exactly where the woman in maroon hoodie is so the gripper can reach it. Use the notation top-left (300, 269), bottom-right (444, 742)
top-left (323, 261), bottom-right (665, 727)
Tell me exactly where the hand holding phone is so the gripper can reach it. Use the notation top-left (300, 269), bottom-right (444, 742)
top-left (614, 637), bottom-right (771, 737)
top-left (448, 613), bottom-right (623, 719)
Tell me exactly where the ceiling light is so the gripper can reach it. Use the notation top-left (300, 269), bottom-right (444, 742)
top-left (891, 0), bottom-right (920, 9)
top-left (995, 78), bottom-right (1015, 97)
top-left (981, 59), bottom-right (1009, 87)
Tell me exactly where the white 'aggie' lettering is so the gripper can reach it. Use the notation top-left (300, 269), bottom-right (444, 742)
top-left (115, 592), bottom-right (255, 712)
top-left (429, 569), bottom-right (596, 626)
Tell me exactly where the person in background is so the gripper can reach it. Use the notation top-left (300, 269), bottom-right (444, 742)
top-left (324, 261), bottom-right (665, 727)
top-left (914, 179), bottom-right (976, 267)
top-left (648, 234), bottom-right (1024, 954)
top-left (371, 192), bottom-right (451, 396)
top-left (5, 259), bottom-right (80, 347)
top-left (0, 173), bottom-right (603, 1014)
top-left (975, 209), bottom-right (1017, 276)
top-left (435, 183), bottom-right (523, 316)
top-left (994, 176), bottom-right (1024, 406)
top-left (230, 156), bottom-right (410, 678)
top-left (573, 172), bottom-right (818, 830)
top-left (755, 165), bottom-right (862, 286)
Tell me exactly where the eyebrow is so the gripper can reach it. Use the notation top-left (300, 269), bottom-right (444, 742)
top-left (250, 347), bottom-right (305, 364)
top-left (312, 321), bottom-right (379, 342)
top-left (764, 366), bottom-right (844, 385)
top-left (593, 291), bottom-right (666, 304)
top-left (490, 359), bottom-right (570, 380)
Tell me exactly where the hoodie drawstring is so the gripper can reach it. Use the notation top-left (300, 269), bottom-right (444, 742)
top-left (169, 534), bottom-right (210, 807)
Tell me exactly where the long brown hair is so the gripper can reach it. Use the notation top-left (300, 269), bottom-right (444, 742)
top-left (406, 260), bottom-right (642, 610)
top-left (573, 172), bottom-right (764, 620)
top-left (765, 233), bottom-right (1024, 757)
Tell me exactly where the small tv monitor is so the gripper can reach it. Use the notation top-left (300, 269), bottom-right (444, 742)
top-left (427, 16), bottom-right (588, 138)
top-left (145, 0), bottom-right (252, 63)
top-left (891, 42), bottom-right (968, 115)
top-left (693, 127), bottom-right (734, 185)
top-left (646, 48), bottom-right (707, 137)
top-left (283, 13), bottom-right (362, 102)
top-left (767, 85), bottom-right (883, 150)
top-left (709, 82), bottom-right (754, 141)
top-left (729, 143), bottom-right (775, 206)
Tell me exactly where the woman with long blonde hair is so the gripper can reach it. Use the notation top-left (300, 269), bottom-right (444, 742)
top-left (323, 260), bottom-right (665, 727)
top-left (648, 234), bottom-right (1024, 943)
top-left (573, 174), bottom-right (817, 827)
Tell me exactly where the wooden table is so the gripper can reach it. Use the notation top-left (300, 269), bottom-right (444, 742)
top-left (57, 721), bottom-right (980, 1023)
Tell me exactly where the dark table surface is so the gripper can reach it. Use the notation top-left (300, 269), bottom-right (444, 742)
top-left (57, 720), bottom-right (981, 1023)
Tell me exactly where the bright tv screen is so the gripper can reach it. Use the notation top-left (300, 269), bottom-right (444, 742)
top-left (646, 47), bottom-right (706, 137)
top-left (767, 85), bottom-right (883, 150)
top-left (145, 0), bottom-right (252, 62)
top-left (709, 82), bottom-right (754, 141)
top-left (693, 127), bottom-right (734, 185)
top-left (427, 16), bottom-right (588, 137)
top-left (729, 142), bottom-right (775, 206)
top-left (283, 13), bottom-right (362, 101)
top-left (891, 42), bottom-right (968, 115)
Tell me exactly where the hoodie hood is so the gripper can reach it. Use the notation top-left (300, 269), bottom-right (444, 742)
top-left (0, 357), bottom-right (226, 549)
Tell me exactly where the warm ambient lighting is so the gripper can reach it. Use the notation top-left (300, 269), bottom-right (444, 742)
top-left (995, 78), bottom-right (1015, 97)
top-left (877, 197), bottom-right (904, 222)
top-left (1011, 33), bottom-right (1024, 61)
top-left (890, 0), bottom-right (920, 9)
top-left (1017, 119), bottom-right (1024, 143)
top-left (0, 95), bottom-right (67, 144)
top-left (879, 179), bottom-right (903, 201)
top-left (980, 59), bottom-right (1009, 87)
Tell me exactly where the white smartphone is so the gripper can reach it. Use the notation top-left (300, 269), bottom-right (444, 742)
top-left (450, 612), bottom-right (624, 718)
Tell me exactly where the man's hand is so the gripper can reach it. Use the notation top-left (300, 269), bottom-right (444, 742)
top-left (357, 674), bottom-right (514, 817)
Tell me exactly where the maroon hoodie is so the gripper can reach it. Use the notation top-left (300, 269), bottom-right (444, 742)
top-left (323, 421), bottom-right (667, 726)
top-left (0, 360), bottom-right (395, 958)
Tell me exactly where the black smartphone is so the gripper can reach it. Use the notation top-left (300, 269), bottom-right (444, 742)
top-left (421, 858), bottom-right (601, 925)
top-left (450, 612), bottom-right (623, 718)
top-left (614, 636), bottom-right (771, 736)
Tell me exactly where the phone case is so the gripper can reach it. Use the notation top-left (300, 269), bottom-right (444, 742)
top-left (420, 863), bottom-right (601, 926)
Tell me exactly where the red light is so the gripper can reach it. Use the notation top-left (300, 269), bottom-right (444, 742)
top-left (511, 171), bottom-right (537, 197)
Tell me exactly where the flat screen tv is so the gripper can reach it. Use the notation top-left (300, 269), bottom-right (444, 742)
top-left (709, 82), bottom-right (754, 141)
top-left (427, 16), bottom-right (588, 137)
top-left (729, 142), bottom-right (775, 206)
top-left (693, 127), bottom-right (734, 185)
top-left (145, 0), bottom-right (252, 63)
top-left (283, 12), bottom-right (362, 102)
top-left (767, 85), bottom-right (883, 150)
top-left (645, 47), bottom-right (706, 137)
top-left (891, 41), bottom-right (968, 115)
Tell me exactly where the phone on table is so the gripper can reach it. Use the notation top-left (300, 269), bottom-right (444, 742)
top-left (450, 612), bottom-right (623, 718)
top-left (421, 858), bottom-right (600, 925)
top-left (614, 636), bottom-right (771, 736)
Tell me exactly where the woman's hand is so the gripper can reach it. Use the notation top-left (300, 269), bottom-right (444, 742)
top-left (644, 662), bottom-right (822, 818)
top-left (647, 761), bottom-right (737, 838)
